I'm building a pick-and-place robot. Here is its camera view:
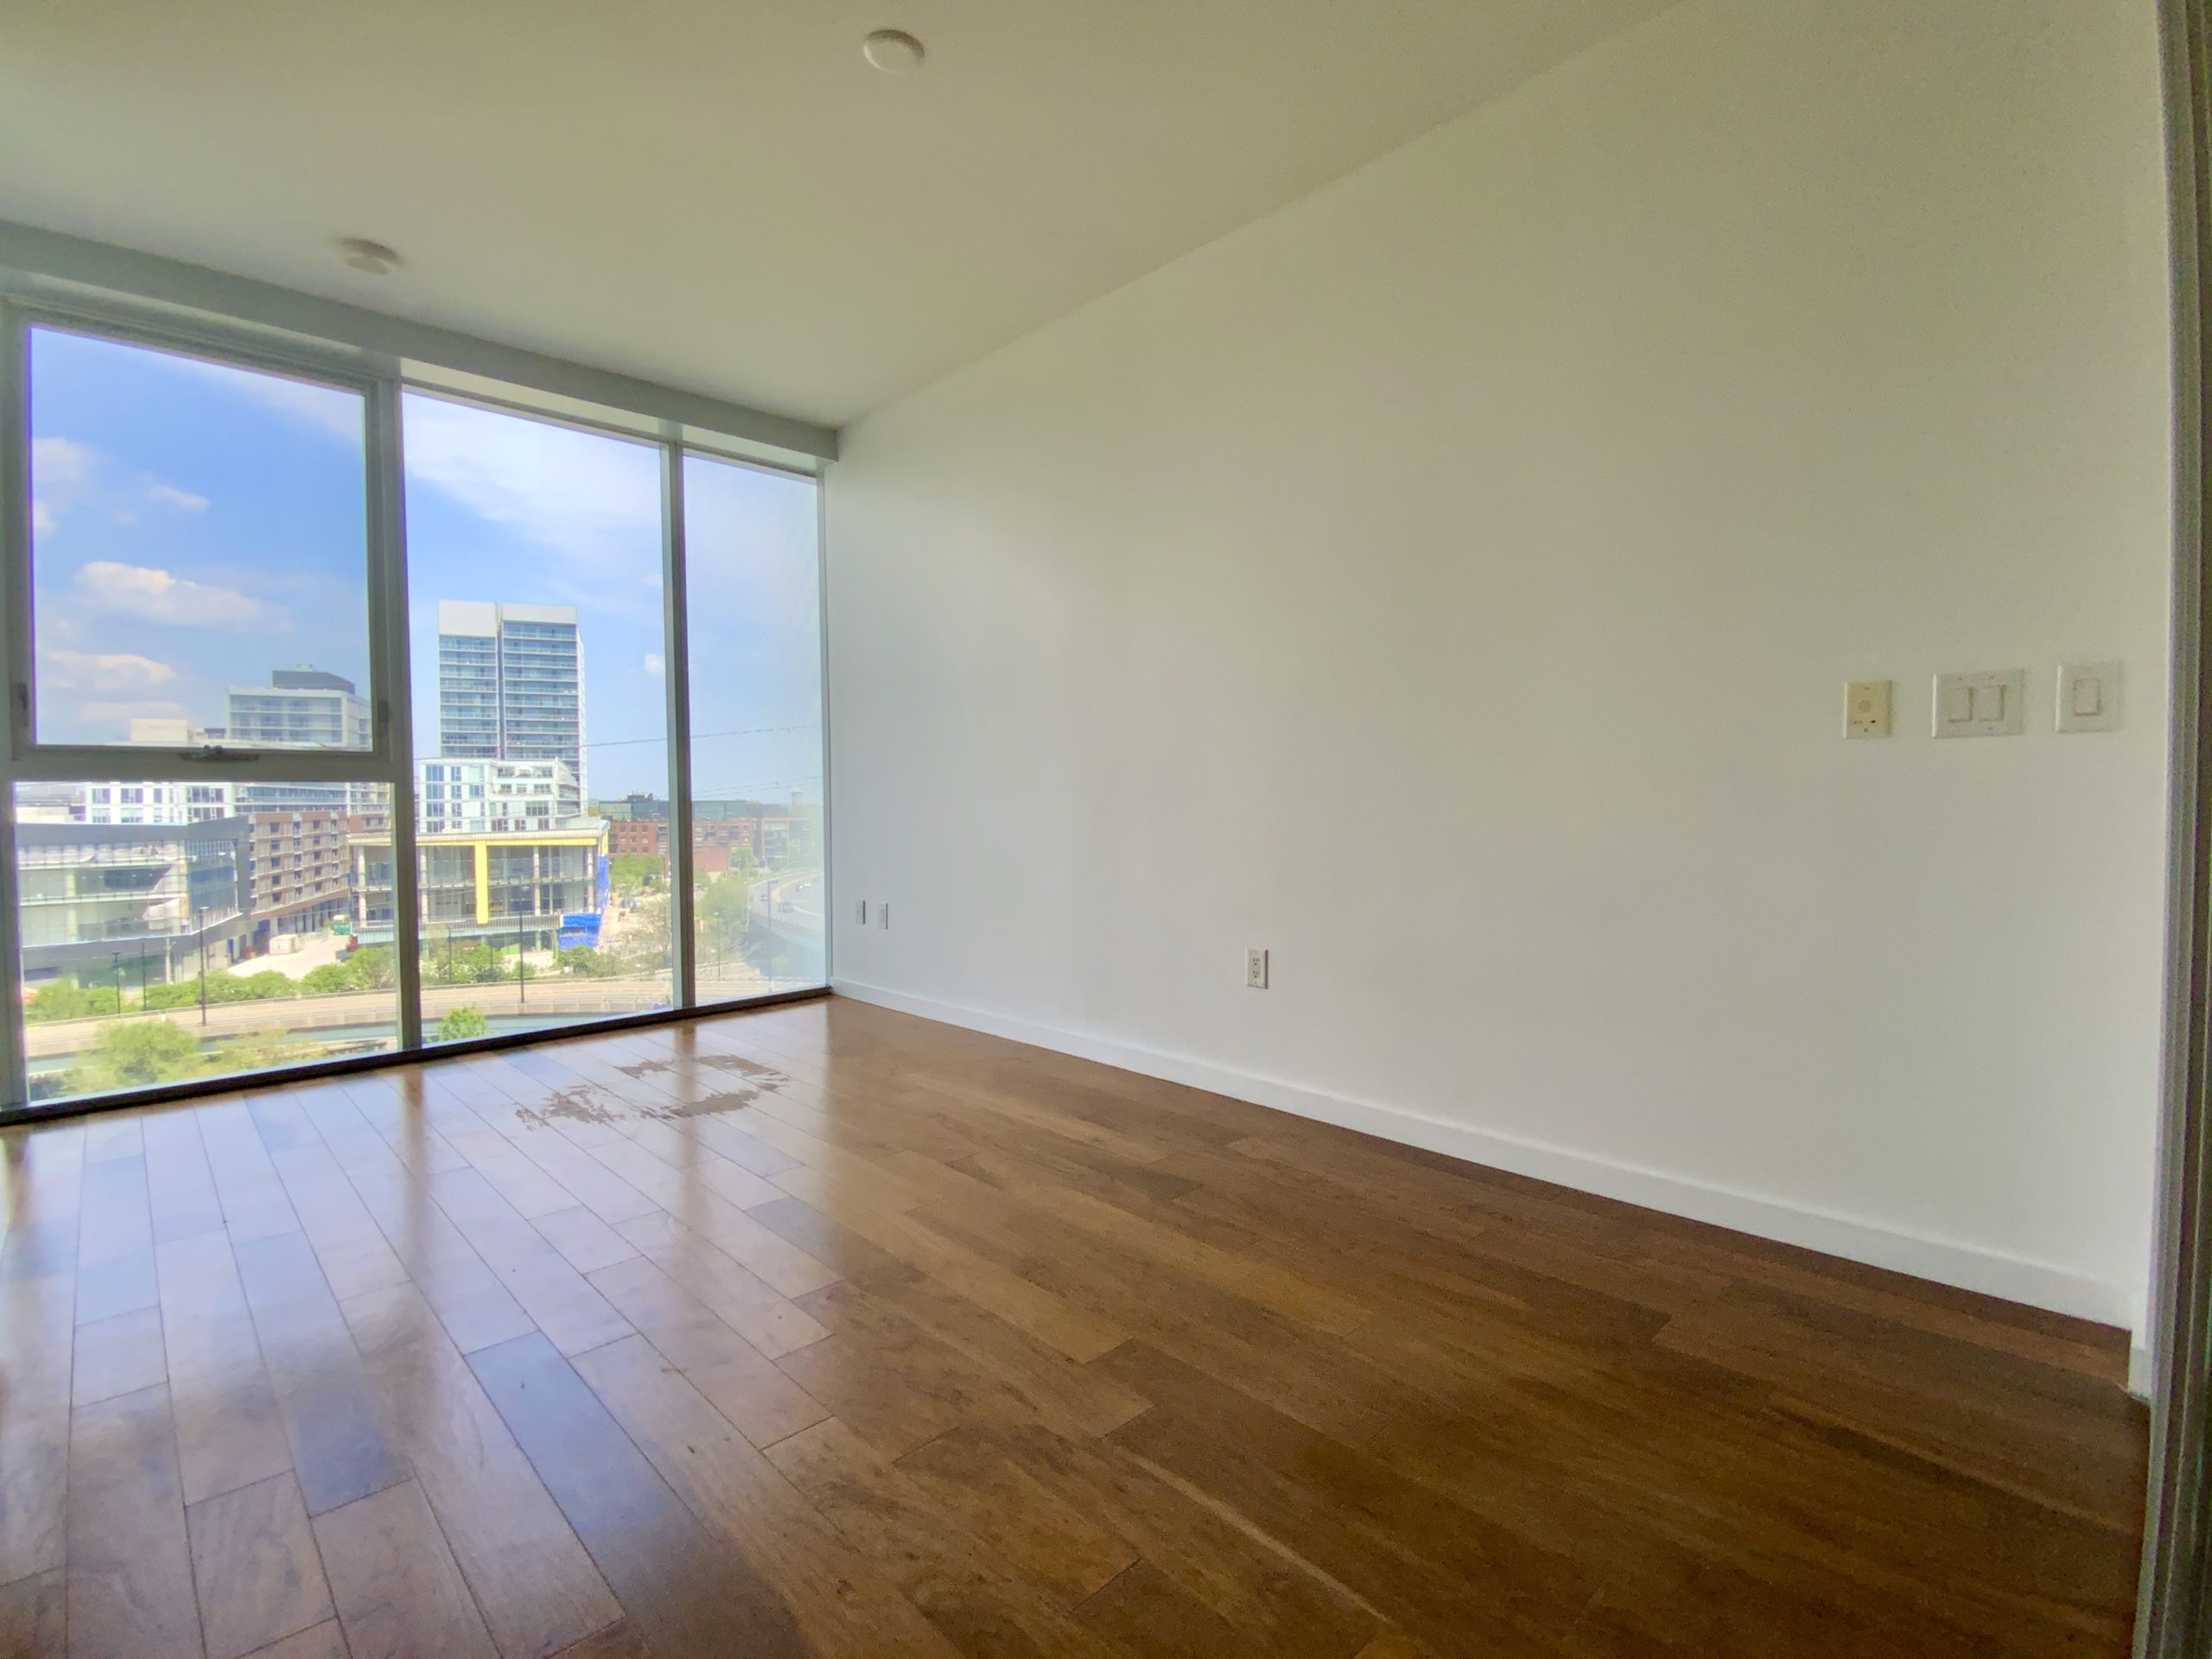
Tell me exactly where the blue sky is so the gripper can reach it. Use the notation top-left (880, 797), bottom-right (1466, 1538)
top-left (29, 327), bottom-right (822, 802)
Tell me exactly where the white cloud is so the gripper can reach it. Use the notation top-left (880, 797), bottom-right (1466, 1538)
top-left (643, 652), bottom-right (664, 679)
top-left (148, 483), bottom-right (211, 512)
top-left (402, 394), bottom-right (661, 564)
top-left (73, 561), bottom-right (290, 632)
top-left (30, 435), bottom-right (97, 537)
top-left (40, 649), bottom-right (180, 694)
top-left (33, 435), bottom-right (94, 486)
top-left (155, 353), bottom-right (365, 443)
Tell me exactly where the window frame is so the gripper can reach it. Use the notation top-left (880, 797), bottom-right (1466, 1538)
top-left (0, 289), bottom-right (831, 1117)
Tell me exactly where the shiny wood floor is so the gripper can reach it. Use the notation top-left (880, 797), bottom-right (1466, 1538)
top-left (0, 995), bottom-right (2148, 1658)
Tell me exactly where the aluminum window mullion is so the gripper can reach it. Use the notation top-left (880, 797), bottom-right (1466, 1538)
top-left (662, 443), bottom-right (697, 1007)
top-left (0, 305), bottom-right (29, 1112)
top-left (817, 469), bottom-right (834, 992)
top-left (7, 747), bottom-right (395, 785)
top-left (368, 378), bottom-right (423, 1052)
top-left (2, 302), bottom-right (31, 772)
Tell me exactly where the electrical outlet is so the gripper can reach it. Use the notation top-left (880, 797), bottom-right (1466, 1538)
top-left (855, 899), bottom-right (868, 925)
top-left (1245, 947), bottom-right (1268, 989)
top-left (878, 902), bottom-right (890, 930)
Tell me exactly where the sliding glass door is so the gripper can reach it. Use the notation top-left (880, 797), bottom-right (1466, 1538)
top-left (1, 301), bottom-right (825, 1115)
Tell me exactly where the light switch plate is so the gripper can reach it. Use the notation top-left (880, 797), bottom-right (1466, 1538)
top-left (1844, 679), bottom-right (1891, 738)
top-left (1932, 669), bottom-right (2025, 738)
top-left (2056, 661), bottom-right (2120, 733)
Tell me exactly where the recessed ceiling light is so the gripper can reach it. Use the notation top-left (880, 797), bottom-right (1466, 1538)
top-left (333, 237), bottom-right (402, 276)
top-left (862, 29), bottom-right (925, 74)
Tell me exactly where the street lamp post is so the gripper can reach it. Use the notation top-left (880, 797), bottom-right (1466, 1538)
top-left (195, 907), bottom-right (209, 1027)
top-left (516, 910), bottom-right (527, 1009)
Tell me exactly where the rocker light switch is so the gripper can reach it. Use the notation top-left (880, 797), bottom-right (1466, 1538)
top-left (1932, 670), bottom-right (2025, 738)
top-left (2056, 662), bottom-right (2120, 734)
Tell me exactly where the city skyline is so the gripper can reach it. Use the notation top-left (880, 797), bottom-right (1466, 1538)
top-left (29, 329), bottom-right (823, 804)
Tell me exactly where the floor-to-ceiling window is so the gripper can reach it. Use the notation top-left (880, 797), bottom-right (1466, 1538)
top-left (399, 392), bottom-right (678, 1045)
top-left (683, 450), bottom-right (825, 998)
top-left (2, 304), bottom-right (827, 1115)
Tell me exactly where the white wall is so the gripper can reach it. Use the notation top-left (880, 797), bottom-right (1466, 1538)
top-left (824, 0), bottom-right (2174, 1333)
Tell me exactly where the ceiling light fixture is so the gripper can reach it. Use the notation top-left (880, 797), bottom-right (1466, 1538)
top-left (333, 236), bottom-right (403, 276)
top-left (862, 29), bottom-right (925, 74)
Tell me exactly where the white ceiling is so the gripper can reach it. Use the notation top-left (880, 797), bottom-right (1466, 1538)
top-left (0, 0), bottom-right (1676, 429)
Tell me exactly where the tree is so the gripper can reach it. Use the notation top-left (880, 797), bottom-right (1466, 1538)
top-left (437, 1005), bottom-right (489, 1041)
top-left (299, 962), bottom-right (354, 995)
top-left (696, 872), bottom-right (752, 953)
top-left (557, 946), bottom-right (617, 978)
top-left (65, 1020), bottom-right (207, 1094)
top-left (144, 969), bottom-right (298, 1011)
top-left (346, 945), bottom-right (397, 990)
top-left (24, 979), bottom-right (123, 1023)
top-left (609, 851), bottom-right (666, 895)
top-left (428, 943), bottom-right (507, 985)
top-left (217, 1029), bottom-right (318, 1074)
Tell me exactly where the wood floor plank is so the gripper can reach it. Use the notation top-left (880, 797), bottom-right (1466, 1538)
top-left (71, 1303), bottom-right (168, 1406)
top-left (197, 1103), bottom-right (304, 1245)
top-left (611, 1211), bottom-right (828, 1358)
top-left (73, 1149), bottom-right (156, 1326)
top-left (0, 1266), bottom-right (75, 1584)
top-left (232, 1231), bottom-right (411, 1518)
top-left (264, 1141), bottom-right (410, 1305)
top-left (570, 1333), bottom-right (966, 1659)
top-left (187, 1471), bottom-right (334, 1659)
top-left (143, 1108), bottom-right (227, 1244)
top-left (337, 1281), bottom-right (621, 1659)
top-left (0, 1567), bottom-right (66, 1657)
top-left (313, 1478), bottom-right (495, 1659)
top-left (4, 998), bottom-right (2146, 1659)
top-left (765, 1414), bottom-right (1136, 1659)
top-left (531, 1205), bottom-right (640, 1275)
top-left (67, 1382), bottom-right (204, 1659)
top-left (471, 1331), bottom-right (809, 1658)
top-left (584, 1253), bottom-right (830, 1448)
top-left (426, 1167), bottom-right (633, 1357)
top-left (241, 1619), bottom-right (350, 1659)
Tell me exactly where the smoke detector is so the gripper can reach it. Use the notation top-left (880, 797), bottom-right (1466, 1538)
top-left (862, 29), bottom-right (925, 73)
top-left (333, 237), bottom-right (403, 276)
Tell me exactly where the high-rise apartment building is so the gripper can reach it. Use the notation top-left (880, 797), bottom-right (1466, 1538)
top-left (436, 602), bottom-right (586, 797)
top-left (417, 758), bottom-right (582, 834)
top-left (226, 666), bottom-right (371, 751)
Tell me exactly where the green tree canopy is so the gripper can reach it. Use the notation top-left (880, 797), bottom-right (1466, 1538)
top-left (436, 1005), bottom-right (490, 1041)
top-left (66, 1020), bottom-right (207, 1094)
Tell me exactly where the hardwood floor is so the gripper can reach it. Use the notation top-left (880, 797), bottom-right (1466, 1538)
top-left (0, 995), bottom-right (2148, 1657)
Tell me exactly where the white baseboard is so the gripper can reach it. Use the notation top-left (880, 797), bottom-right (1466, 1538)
top-left (2130, 1341), bottom-right (2155, 1401)
top-left (832, 976), bottom-right (2140, 1337)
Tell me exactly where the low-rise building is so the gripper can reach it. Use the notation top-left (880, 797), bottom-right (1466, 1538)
top-left (15, 817), bottom-right (249, 988)
top-left (348, 817), bottom-right (610, 955)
